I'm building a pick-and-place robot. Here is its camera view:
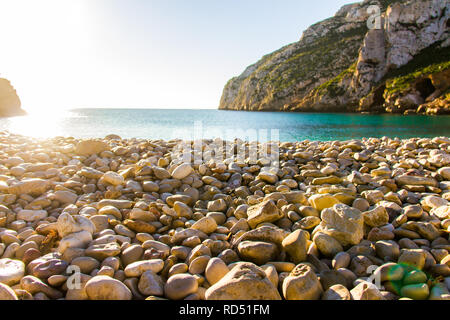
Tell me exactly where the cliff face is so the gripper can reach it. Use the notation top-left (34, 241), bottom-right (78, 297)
top-left (0, 78), bottom-right (25, 117)
top-left (219, 0), bottom-right (450, 114)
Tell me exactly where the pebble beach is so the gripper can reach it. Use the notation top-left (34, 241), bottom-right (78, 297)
top-left (0, 130), bottom-right (450, 301)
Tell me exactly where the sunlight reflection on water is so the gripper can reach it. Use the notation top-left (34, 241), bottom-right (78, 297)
top-left (0, 109), bottom-right (74, 138)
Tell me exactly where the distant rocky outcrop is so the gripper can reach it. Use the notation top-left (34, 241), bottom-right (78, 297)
top-left (0, 78), bottom-right (25, 117)
top-left (219, 0), bottom-right (450, 115)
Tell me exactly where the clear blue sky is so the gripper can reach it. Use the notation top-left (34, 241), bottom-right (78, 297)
top-left (0, 0), bottom-right (351, 111)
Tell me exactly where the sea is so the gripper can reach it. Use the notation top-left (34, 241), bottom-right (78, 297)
top-left (0, 108), bottom-right (449, 142)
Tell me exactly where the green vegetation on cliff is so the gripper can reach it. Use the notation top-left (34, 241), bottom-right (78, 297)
top-left (233, 24), bottom-right (368, 109)
top-left (315, 62), bottom-right (357, 98)
top-left (383, 44), bottom-right (450, 95)
top-left (385, 61), bottom-right (450, 95)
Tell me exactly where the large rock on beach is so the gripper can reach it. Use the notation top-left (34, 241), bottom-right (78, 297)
top-left (205, 262), bottom-right (282, 300)
top-left (315, 204), bottom-right (364, 246)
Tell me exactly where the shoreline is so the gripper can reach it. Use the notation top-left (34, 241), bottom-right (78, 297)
top-left (0, 131), bottom-right (449, 300)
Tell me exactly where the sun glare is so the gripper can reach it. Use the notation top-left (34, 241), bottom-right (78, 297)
top-left (0, 0), bottom-right (91, 113)
top-left (0, 109), bottom-right (72, 138)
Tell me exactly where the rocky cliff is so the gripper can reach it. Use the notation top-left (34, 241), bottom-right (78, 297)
top-left (0, 78), bottom-right (25, 117)
top-left (219, 0), bottom-right (450, 115)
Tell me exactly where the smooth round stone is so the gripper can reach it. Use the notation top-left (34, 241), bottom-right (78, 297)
top-left (429, 283), bottom-right (450, 300)
top-left (53, 190), bottom-right (78, 204)
top-left (98, 206), bottom-right (122, 220)
top-left (15, 241), bottom-right (39, 260)
top-left (102, 171), bottom-right (125, 186)
top-left (205, 258), bottom-right (229, 285)
top-left (350, 281), bottom-right (385, 300)
top-left (20, 276), bottom-right (63, 299)
top-left (32, 259), bottom-right (68, 279)
top-left (22, 248), bottom-right (41, 265)
top-left (350, 255), bottom-right (373, 277)
top-left (101, 257), bottom-right (120, 271)
top-left (313, 232), bottom-right (343, 258)
top-left (320, 269), bottom-right (350, 289)
top-left (375, 263), bottom-right (404, 282)
top-left (0, 283), bottom-right (18, 300)
top-left (71, 257), bottom-right (100, 274)
top-left (296, 216), bottom-right (321, 230)
top-left (367, 228), bottom-right (395, 241)
top-left (58, 231), bottom-right (93, 254)
top-left (266, 262), bottom-right (295, 273)
top-left (282, 264), bottom-right (323, 300)
top-left (123, 275), bottom-right (144, 300)
top-left (403, 270), bottom-right (428, 285)
top-left (121, 244), bottom-right (144, 266)
top-left (237, 241), bottom-right (279, 265)
top-left (85, 242), bottom-right (121, 260)
top-left (421, 196), bottom-right (448, 210)
top-left (404, 205), bottom-right (423, 219)
top-left (298, 206), bottom-right (319, 218)
top-left (189, 255), bottom-right (211, 275)
top-left (431, 206), bottom-right (450, 220)
top-left (438, 167), bottom-right (450, 180)
top-left (2, 242), bottom-right (20, 259)
top-left (207, 199), bottom-right (227, 212)
top-left (142, 240), bottom-right (170, 258)
top-left (173, 201), bottom-right (192, 219)
top-left (124, 259), bottom-right (164, 277)
top-left (47, 275), bottom-right (68, 287)
top-left (17, 209), bottom-right (48, 222)
top-left (0, 258), bottom-right (25, 286)
top-left (61, 247), bottom-right (85, 263)
top-left (143, 181), bottom-right (159, 192)
top-left (375, 240), bottom-right (400, 261)
top-left (336, 268), bottom-right (357, 286)
top-left (261, 264), bottom-right (278, 288)
top-left (400, 283), bottom-right (430, 300)
top-left (138, 271), bottom-right (164, 296)
top-left (172, 163), bottom-right (193, 180)
top-left (322, 284), bottom-right (351, 300)
top-left (332, 252), bottom-right (350, 270)
top-left (164, 273), bottom-right (198, 300)
top-left (206, 212), bottom-right (227, 225)
top-left (33, 292), bottom-right (50, 300)
top-left (97, 265), bottom-right (115, 277)
top-left (114, 224), bottom-right (135, 238)
top-left (65, 273), bottom-right (92, 300)
top-left (398, 249), bottom-right (426, 270)
top-left (398, 238), bottom-right (419, 249)
top-left (85, 275), bottom-right (132, 300)
top-left (258, 172), bottom-right (278, 184)
top-left (136, 233), bottom-right (154, 243)
top-left (1, 232), bottom-right (19, 246)
top-left (352, 198), bottom-right (370, 212)
top-left (171, 246), bottom-right (191, 261)
top-left (168, 263), bottom-right (189, 277)
top-left (308, 194), bottom-right (340, 211)
top-left (191, 217), bottom-right (217, 234)
top-left (90, 215), bottom-right (110, 233)
top-left (205, 262), bottom-right (281, 300)
top-left (362, 206), bottom-right (389, 227)
top-left (281, 229), bottom-right (308, 264)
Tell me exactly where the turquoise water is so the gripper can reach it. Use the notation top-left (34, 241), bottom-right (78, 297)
top-left (0, 108), bottom-right (449, 141)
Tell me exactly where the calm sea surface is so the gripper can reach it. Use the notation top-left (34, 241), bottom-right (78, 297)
top-left (0, 108), bottom-right (449, 141)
